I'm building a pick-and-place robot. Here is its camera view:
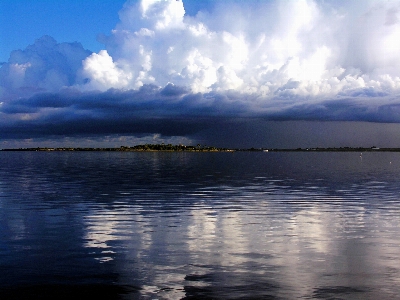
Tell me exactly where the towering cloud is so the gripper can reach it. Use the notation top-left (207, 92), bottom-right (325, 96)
top-left (1, 0), bottom-right (400, 147)
top-left (2, 0), bottom-right (400, 101)
top-left (0, 36), bottom-right (91, 101)
top-left (79, 0), bottom-right (400, 98)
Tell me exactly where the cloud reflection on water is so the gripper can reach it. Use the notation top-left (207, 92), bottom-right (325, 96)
top-left (78, 189), bottom-right (400, 299)
top-left (2, 152), bottom-right (400, 299)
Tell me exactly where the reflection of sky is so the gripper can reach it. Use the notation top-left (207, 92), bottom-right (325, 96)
top-left (78, 190), bottom-right (400, 299)
top-left (2, 152), bottom-right (400, 298)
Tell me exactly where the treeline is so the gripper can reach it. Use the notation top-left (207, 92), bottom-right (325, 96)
top-left (1, 144), bottom-right (234, 152)
top-left (122, 144), bottom-right (232, 151)
top-left (3, 145), bottom-right (400, 152)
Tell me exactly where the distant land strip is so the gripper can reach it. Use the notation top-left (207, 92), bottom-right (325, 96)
top-left (1, 144), bottom-right (400, 152)
top-left (1, 144), bottom-right (233, 152)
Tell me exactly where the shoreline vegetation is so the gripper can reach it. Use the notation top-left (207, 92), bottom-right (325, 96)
top-left (1, 144), bottom-right (399, 152)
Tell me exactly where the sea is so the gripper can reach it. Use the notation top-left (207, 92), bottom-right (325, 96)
top-left (1, 151), bottom-right (400, 299)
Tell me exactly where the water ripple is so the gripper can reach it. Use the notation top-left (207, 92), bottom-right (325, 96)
top-left (1, 152), bottom-right (400, 298)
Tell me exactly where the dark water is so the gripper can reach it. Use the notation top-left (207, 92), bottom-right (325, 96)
top-left (1, 151), bottom-right (400, 299)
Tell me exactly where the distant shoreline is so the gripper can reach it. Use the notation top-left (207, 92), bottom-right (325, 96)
top-left (1, 145), bottom-right (399, 152)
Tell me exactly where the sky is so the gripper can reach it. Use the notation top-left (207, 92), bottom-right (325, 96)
top-left (1, 0), bottom-right (400, 149)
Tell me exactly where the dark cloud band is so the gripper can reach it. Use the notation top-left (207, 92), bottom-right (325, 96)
top-left (2, 85), bottom-right (400, 141)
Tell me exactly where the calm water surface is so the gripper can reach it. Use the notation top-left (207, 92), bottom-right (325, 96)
top-left (1, 151), bottom-right (400, 299)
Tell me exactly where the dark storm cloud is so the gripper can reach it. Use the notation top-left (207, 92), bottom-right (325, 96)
top-left (264, 96), bottom-right (400, 124)
top-left (160, 83), bottom-right (189, 97)
top-left (338, 87), bottom-right (389, 98)
top-left (2, 85), bottom-right (400, 141)
top-left (0, 86), bottom-right (245, 139)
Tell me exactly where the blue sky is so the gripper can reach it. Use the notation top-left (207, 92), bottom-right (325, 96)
top-left (0, 0), bottom-right (123, 63)
top-left (1, 0), bottom-right (400, 148)
top-left (0, 0), bottom-right (214, 63)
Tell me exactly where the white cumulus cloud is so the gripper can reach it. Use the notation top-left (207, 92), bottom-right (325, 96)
top-left (81, 50), bottom-right (133, 90)
top-left (78, 0), bottom-right (400, 100)
top-left (0, 36), bottom-right (91, 100)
